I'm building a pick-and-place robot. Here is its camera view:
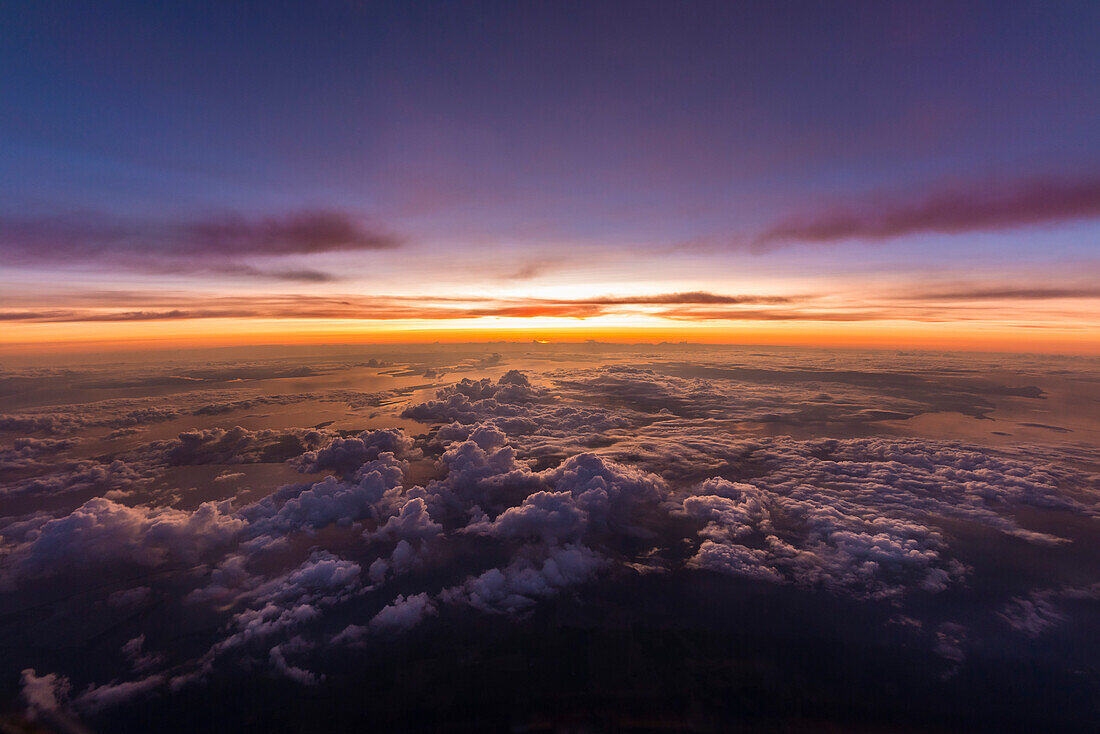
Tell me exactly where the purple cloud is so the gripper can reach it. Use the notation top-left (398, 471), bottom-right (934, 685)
top-left (756, 175), bottom-right (1100, 246)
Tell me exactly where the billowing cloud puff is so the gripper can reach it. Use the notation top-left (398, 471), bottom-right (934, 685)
top-left (183, 551), bottom-right (362, 681)
top-left (20, 668), bottom-right (70, 719)
top-left (0, 401), bottom-right (181, 436)
top-left (1, 498), bottom-right (244, 586)
top-left (468, 491), bottom-right (587, 543)
top-left (545, 452), bottom-right (666, 527)
top-left (0, 437), bottom-right (80, 472)
top-left (689, 540), bottom-right (783, 582)
top-left (1, 459), bottom-right (150, 500)
top-left (1000, 595), bottom-right (1065, 637)
top-left (366, 497), bottom-right (442, 544)
top-left (165, 426), bottom-right (318, 465)
top-left (441, 544), bottom-right (606, 615)
top-left (998, 583), bottom-right (1100, 637)
top-left (294, 428), bottom-right (417, 476)
top-left (243, 453), bottom-right (407, 536)
top-left (269, 638), bottom-right (320, 685)
top-left (368, 592), bottom-right (437, 631)
top-left (680, 479), bottom-right (771, 540)
top-left (76, 674), bottom-right (167, 713)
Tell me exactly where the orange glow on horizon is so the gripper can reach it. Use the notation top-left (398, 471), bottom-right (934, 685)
top-left (1, 315), bottom-right (1098, 356)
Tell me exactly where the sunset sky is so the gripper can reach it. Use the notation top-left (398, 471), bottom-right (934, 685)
top-left (4, 5), bottom-right (1100, 728)
top-left (2, 1), bottom-right (1099, 353)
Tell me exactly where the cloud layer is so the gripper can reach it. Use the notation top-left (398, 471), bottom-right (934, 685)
top-left (1, 357), bottom-right (1097, 727)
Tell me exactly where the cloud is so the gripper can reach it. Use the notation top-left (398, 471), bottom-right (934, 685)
top-left (368, 592), bottom-right (437, 631)
top-left (293, 428), bottom-right (417, 476)
top-left (121, 635), bottom-right (166, 674)
top-left (0, 437), bottom-right (80, 472)
top-left (243, 452), bottom-right (408, 537)
top-left (657, 307), bottom-right (885, 321)
top-left (366, 497), bottom-right (443, 544)
top-left (1, 459), bottom-right (150, 502)
top-left (910, 286), bottom-right (1100, 301)
top-left (497, 258), bottom-right (566, 280)
top-left (677, 473), bottom-right (967, 599)
top-left (107, 586), bottom-right (154, 612)
top-left (1, 209), bottom-right (399, 260)
top-left (439, 544), bottom-right (606, 616)
top-left (269, 642), bottom-right (320, 685)
top-left (0, 209), bottom-right (398, 285)
top-left (3, 361), bottom-right (1098, 717)
top-left (21, 669), bottom-right (71, 719)
top-left (75, 674), bottom-right (167, 713)
top-left (142, 426), bottom-right (326, 466)
top-left (176, 211), bottom-right (399, 256)
top-left (0, 292), bottom-right (810, 324)
top-left (1, 497), bottom-right (244, 586)
top-left (999, 594), bottom-right (1065, 637)
top-left (467, 490), bottom-right (587, 543)
top-left (934, 622), bottom-right (968, 665)
top-left (6, 283), bottom-right (1087, 325)
top-left (0, 396), bottom-right (185, 435)
top-left (998, 583), bottom-right (1100, 637)
top-left (756, 174), bottom-right (1100, 246)
top-left (577, 291), bottom-right (795, 305)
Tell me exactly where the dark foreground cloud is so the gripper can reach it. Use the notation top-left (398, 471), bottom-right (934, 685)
top-left (1, 361), bottom-right (1097, 729)
top-left (756, 174), bottom-right (1100, 246)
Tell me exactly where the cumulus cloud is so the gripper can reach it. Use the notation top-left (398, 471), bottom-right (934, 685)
top-left (2, 360), bottom-right (1097, 719)
top-left (440, 544), bottom-right (606, 615)
top-left (0, 437), bottom-right (80, 472)
top-left (172, 551), bottom-right (364, 688)
top-left (1, 498), bottom-right (244, 586)
top-left (269, 639), bottom-right (320, 685)
top-left (368, 592), bottom-right (437, 631)
top-left (0, 403), bottom-right (180, 435)
top-left (121, 635), bottom-right (166, 674)
top-left (1, 459), bottom-right (150, 501)
top-left (75, 674), bottom-right (167, 713)
top-left (243, 452), bottom-right (407, 537)
top-left (1000, 595), bottom-right (1065, 637)
top-left (21, 668), bottom-right (71, 719)
top-left (934, 622), bottom-right (968, 666)
top-left (467, 490), bottom-right (587, 543)
top-left (293, 428), bottom-right (417, 476)
top-left (998, 583), bottom-right (1100, 637)
top-left (366, 497), bottom-right (442, 544)
top-left (137, 425), bottom-right (327, 466)
top-left (678, 473), bottom-right (966, 598)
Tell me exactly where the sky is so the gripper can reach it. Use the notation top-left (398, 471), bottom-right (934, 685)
top-left (2, 0), bottom-right (1099, 353)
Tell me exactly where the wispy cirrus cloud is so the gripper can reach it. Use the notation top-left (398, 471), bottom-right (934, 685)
top-left (0, 292), bottom-right (806, 324)
top-left (755, 175), bottom-right (1100, 247)
top-left (3, 286), bottom-right (1096, 326)
top-left (0, 210), bottom-right (400, 281)
top-left (577, 292), bottom-right (794, 306)
top-left (908, 286), bottom-right (1100, 301)
top-left (657, 308), bottom-right (886, 322)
